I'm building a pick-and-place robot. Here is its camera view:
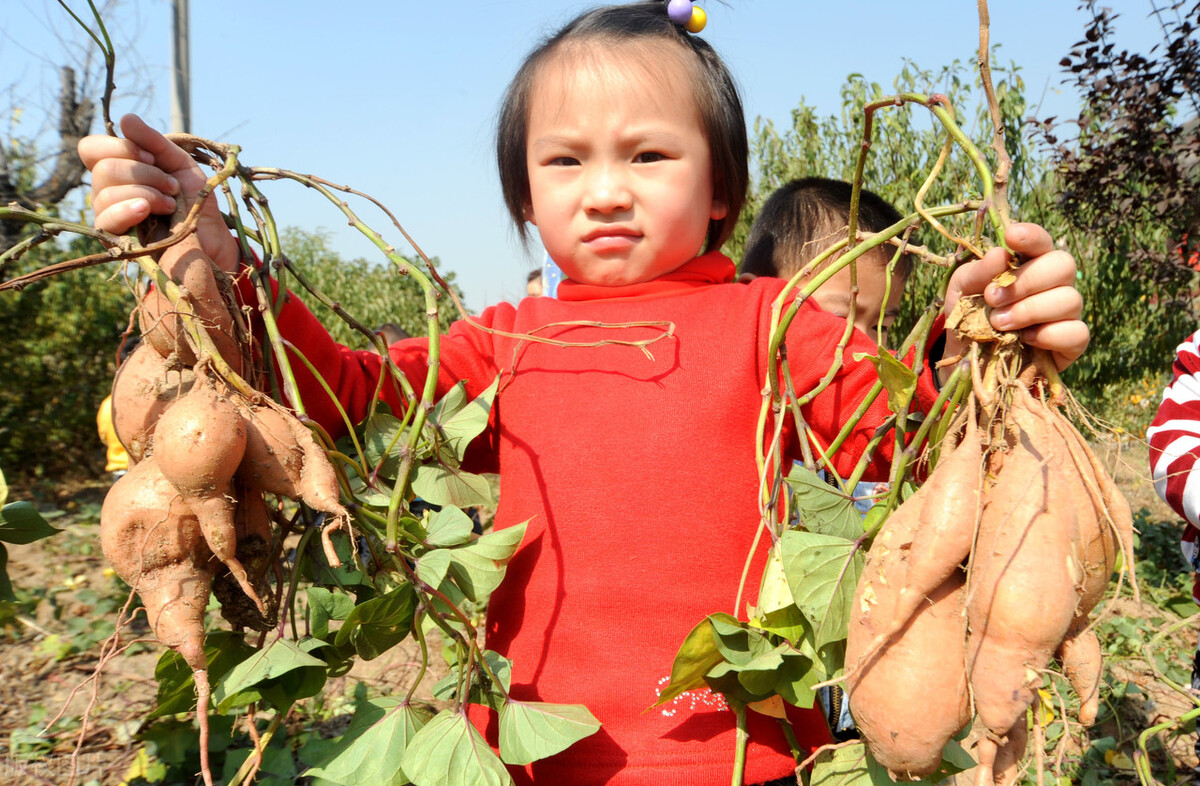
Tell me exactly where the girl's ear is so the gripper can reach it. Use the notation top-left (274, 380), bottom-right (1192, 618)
top-left (710, 197), bottom-right (728, 222)
top-left (523, 202), bottom-right (538, 226)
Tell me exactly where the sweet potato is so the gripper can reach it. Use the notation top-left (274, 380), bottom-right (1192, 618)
top-left (238, 402), bottom-right (350, 565)
top-left (152, 371), bottom-right (263, 613)
top-left (967, 387), bottom-right (1082, 740)
top-left (110, 342), bottom-right (195, 463)
top-left (846, 482), bottom-right (924, 670)
top-left (139, 231), bottom-right (243, 374)
top-left (99, 456), bottom-right (217, 785)
top-left (213, 490), bottom-right (278, 632)
top-left (974, 720), bottom-right (1028, 786)
top-left (847, 570), bottom-right (971, 779)
top-left (1043, 406), bottom-right (1126, 724)
top-left (891, 408), bottom-right (981, 634)
top-left (844, 405), bottom-right (981, 672)
top-left (1057, 626), bottom-right (1103, 726)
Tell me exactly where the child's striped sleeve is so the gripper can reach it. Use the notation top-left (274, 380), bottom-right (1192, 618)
top-left (1148, 329), bottom-right (1200, 603)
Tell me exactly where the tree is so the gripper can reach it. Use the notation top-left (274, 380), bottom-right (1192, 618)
top-left (278, 227), bottom-right (466, 349)
top-left (0, 65), bottom-right (93, 259)
top-left (734, 59), bottom-right (1037, 345)
top-left (1035, 0), bottom-right (1199, 394)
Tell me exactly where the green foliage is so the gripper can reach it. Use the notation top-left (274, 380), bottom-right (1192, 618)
top-left (732, 53), bottom-right (1198, 417)
top-left (278, 227), bottom-right (465, 349)
top-left (0, 233), bottom-right (137, 485)
top-left (0, 467), bottom-right (62, 600)
top-left (732, 59), bottom-right (1035, 344)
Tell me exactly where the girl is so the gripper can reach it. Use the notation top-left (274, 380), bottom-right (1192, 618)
top-left (81, 3), bottom-right (1088, 784)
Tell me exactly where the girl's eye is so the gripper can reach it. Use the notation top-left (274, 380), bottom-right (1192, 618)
top-left (548, 156), bottom-right (579, 166)
top-left (635, 151), bottom-right (667, 164)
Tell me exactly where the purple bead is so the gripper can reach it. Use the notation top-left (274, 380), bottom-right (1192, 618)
top-left (667, 0), bottom-right (693, 26)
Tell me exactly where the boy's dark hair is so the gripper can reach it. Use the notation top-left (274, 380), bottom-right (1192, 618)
top-left (117, 333), bottom-right (142, 364)
top-left (375, 322), bottom-right (411, 344)
top-left (527, 268), bottom-right (543, 284)
top-left (497, 1), bottom-right (748, 252)
top-left (742, 177), bottom-right (912, 280)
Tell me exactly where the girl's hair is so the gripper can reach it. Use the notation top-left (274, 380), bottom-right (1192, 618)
top-left (742, 177), bottom-right (912, 280)
top-left (497, 1), bottom-right (748, 252)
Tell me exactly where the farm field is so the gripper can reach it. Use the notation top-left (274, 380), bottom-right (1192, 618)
top-left (0, 436), bottom-right (1194, 786)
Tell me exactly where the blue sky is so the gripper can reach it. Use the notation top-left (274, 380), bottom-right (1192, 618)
top-left (1, 1), bottom-right (1171, 311)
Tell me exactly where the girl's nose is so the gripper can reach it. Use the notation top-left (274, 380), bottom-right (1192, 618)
top-left (581, 165), bottom-right (632, 214)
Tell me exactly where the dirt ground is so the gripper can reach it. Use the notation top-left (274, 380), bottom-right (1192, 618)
top-left (0, 437), bottom-right (1195, 785)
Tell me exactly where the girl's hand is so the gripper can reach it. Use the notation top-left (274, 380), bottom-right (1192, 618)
top-left (78, 114), bottom-right (240, 273)
top-left (943, 223), bottom-right (1089, 372)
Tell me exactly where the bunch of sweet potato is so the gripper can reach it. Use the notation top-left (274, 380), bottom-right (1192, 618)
top-left (844, 349), bottom-right (1132, 783)
top-left (99, 227), bottom-right (348, 784)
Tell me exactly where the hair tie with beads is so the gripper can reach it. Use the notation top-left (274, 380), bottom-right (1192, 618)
top-left (666, 0), bottom-right (707, 33)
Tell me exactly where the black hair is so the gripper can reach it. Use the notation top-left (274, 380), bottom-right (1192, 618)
top-left (742, 177), bottom-right (912, 280)
top-left (526, 268), bottom-right (543, 284)
top-left (375, 322), bottom-right (411, 344)
top-left (117, 333), bottom-right (142, 364)
top-left (496, 1), bottom-right (748, 252)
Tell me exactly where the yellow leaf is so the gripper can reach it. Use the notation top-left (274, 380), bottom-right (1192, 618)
top-left (1037, 688), bottom-right (1055, 726)
top-left (748, 694), bottom-right (787, 719)
top-left (1104, 749), bottom-right (1135, 769)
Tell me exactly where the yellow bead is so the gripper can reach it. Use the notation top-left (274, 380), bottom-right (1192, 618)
top-left (685, 6), bottom-right (707, 33)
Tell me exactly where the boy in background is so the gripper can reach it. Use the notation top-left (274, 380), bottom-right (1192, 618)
top-left (742, 177), bottom-right (915, 742)
top-left (742, 176), bottom-right (909, 347)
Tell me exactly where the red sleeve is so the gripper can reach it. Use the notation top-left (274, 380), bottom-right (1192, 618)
top-left (235, 271), bottom-right (506, 468)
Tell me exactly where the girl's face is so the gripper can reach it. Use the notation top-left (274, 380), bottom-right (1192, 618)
top-left (523, 46), bottom-right (727, 287)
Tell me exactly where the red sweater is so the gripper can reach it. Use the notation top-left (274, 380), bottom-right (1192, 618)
top-left (269, 252), bottom-right (940, 784)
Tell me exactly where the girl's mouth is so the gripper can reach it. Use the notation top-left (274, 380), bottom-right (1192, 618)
top-left (583, 229), bottom-right (640, 253)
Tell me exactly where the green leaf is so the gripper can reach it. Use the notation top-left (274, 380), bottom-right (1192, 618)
top-left (650, 613), bottom-right (731, 708)
top-left (861, 501), bottom-right (889, 534)
top-left (412, 463), bottom-right (494, 508)
top-left (399, 710), bottom-right (513, 786)
top-left (223, 746), bottom-right (298, 785)
top-left (363, 411), bottom-right (406, 478)
top-left (445, 523), bottom-right (526, 602)
top-left (785, 466), bottom-right (861, 540)
top-left (417, 549), bottom-right (453, 590)
top-left (307, 587), bottom-right (356, 642)
top-left (346, 473), bottom-right (395, 508)
top-left (435, 649), bottom-right (513, 705)
top-left (433, 380), bottom-right (470, 421)
top-left (932, 739), bottom-right (976, 778)
top-left (304, 697), bottom-right (431, 785)
top-left (810, 742), bottom-right (899, 785)
top-left (773, 651), bottom-right (818, 709)
top-left (427, 506), bottom-right (476, 547)
top-left (0, 544), bottom-right (13, 602)
top-left (498, 701), bottom-right (601, 766)
top-left (434, 376), bottom-right (499, 463)
top-left (750, 546), bottom-right (806, 641)
top-left (151, 631), bottom-right (257, 718)
top-left (858, 350), bottom-right (918, 415)
top-left (308, 533), bottom-right (371, 588)
top-left (0, 502), bottom-right (62, 544)
top-left (780, 530), bottom-right (864, 652)
top-left (335, 584), bottom-right (418, 660)
top-left (707, 616), bottom-right (782, 670)
top-left (214, 638), bottom-right (328, 712)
